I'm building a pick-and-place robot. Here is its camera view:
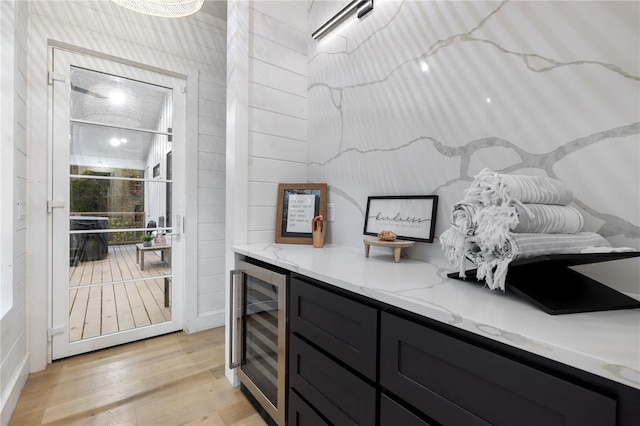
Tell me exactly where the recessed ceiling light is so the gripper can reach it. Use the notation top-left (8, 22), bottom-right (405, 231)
top-left (110, 137), bottom-right (121, 146)
top-left (110, 91), bottom-right (126, 106)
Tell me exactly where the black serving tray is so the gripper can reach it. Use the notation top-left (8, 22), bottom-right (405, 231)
top-left (447, 251), bottom-right (640, 315)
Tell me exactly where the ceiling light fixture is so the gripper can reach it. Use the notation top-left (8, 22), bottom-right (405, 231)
top-left (110, 0), bottom-right (204, 18)
top-left (110, 91), bottom-right (126, 106)
top-left (312, 0), bottom-right (374, 40)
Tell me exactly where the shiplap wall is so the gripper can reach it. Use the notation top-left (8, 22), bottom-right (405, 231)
top-left (25, 1), bottom-right (227, 373)
top-left (246, 0), bottom-right (308, 244)
top-left (224, 0), bottom-right (308, 386)
top-left (196, 66), bottom-right (226, 317)
top-left (0, 0), bottom-right (29, 422)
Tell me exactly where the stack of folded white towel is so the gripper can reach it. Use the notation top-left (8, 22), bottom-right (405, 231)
top-left (440, 168), bottom-right (630, 291)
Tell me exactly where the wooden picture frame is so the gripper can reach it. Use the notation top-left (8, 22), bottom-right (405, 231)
top-left (276, 183), bottom-right (328, 244)
top-left (363, 195), bottom-right (438, 243)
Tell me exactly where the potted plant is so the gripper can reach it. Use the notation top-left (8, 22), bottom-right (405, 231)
top-left (142, 234), bottom-right (154, 247)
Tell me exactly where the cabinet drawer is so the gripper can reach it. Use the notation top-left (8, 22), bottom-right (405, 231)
top-left (289, 390), bottom-right (329, 426)
top-left (380, 394), bottom-right (433, 426)
top-left (290, 276), bottom-right (378, 380)
top-left (289, 334), bottom-right (376, 426)
top-left (380, 312), bottom-right (616, 426)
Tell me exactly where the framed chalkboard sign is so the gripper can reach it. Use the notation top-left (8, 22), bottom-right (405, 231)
top-left (364, 195), bottom-right (438, 243)
top-left (276, 183), bottom-right (327, 244)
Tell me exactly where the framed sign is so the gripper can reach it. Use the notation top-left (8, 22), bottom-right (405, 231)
top-left (276, 183), bottom-right (327, 244)
top-left (364, 195), bottom-right (438, 243)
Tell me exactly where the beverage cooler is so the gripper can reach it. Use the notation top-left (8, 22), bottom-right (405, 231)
top-left (229, 258), bottom-right (288, 426)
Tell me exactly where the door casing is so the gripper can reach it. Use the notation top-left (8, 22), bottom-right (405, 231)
top-left (49, 48), bottom-right (186, 359)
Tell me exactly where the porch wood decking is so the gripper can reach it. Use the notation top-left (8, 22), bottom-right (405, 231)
top-left (69, 244), bottom-right (171, 341)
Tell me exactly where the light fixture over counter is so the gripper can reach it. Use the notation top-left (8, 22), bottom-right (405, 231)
top-left (312, 0), bottom-right (374, 40)
top-left (110, 0), bottom-right (204, 18)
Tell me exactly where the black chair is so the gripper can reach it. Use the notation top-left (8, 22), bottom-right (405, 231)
top-left (146, 220), bottom-right (157, 235)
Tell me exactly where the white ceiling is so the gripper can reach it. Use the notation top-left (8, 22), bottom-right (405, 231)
top-left (70, 67), bottom-right (171, 167)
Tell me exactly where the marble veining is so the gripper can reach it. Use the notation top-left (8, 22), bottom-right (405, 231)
top-left (306, 1), bottom-right (640, 289)
top-left (233, 243), bottom-right (640, 390)
top-left (603, 364), bottom-right (640, 388)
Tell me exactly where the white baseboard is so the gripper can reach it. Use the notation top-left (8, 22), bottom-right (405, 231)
top-left (184, 309), bottom-right (225, 334)
top-left (1, 354), bottom-right (29, 426)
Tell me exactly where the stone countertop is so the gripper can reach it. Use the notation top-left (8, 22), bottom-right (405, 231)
top-left (232, 243), bottom-right (640, 390)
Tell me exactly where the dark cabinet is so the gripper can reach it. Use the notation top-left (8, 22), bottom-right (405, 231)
top-left (380, 394), bottom-right (433, 426)
top-left (288, 276), bottom-right (378, 425)
top-left (280, 269), bottom-right (637, 426)
top-left (289, 334), bottom-right (376, 425)
top-left (380, 312), bottom-right (617, 426)
top-left (289, 276), bottom-right (378, 380)
top-left (288, 391), bottom-right (329, 426)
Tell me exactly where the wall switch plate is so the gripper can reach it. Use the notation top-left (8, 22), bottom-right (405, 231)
top-left (327, 203), bottom-right (335, 222)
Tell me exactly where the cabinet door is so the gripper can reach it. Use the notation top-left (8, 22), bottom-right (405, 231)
top-left (289, 334), bottom-right (376, 426)
top-left (380, 312), bottom-right (617, 426)
top-left (380, 394), bottom-right (434, 426)
top-left (290, 277), bottom-right (378, 380)
top-left (289, 390), bottom-right (330, 426)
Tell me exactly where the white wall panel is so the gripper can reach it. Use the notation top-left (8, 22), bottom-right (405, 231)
top-left (198, 240), bottom-right (225, 259)
top-left (198, 204), bottom-right (225, 224)
top-left (199, 117), bottom-right (226, 138)
top-left (252, 0), bottom-right (308, 33)
top-left (249, 58), bottom-right (306, 95)
top-left (248, 157), bottom-right (307, 183)
top-left (1, 0), bottom-right (29, 421)
top-left (249, 82), bottom-right (307, 119)
top-left (250, 35), bottom-right (306, 76)
top-left (198, 274), bottom-right (225, 296)
top-left (200, 67), bottom-right (227, 86)
top-left (199, 188), bottom-right (226, 205)
top-left (197, 289), bottom-right (225, 312)
top-left (198, 152), bottom-right (226, 171)
top-left (198, 257), bottom-right (226, 279)
top-left (247, 230), bottom-right (276, 245)
top-left (199, 98), bottom-right (227, 121)
top-left (248, 182), bottom-right (279, 207)
top-left (248, 206), bottom-right (277, 231)
top-left (198, 170), bottom-right (226, 189)
top-left (251, 8), bottom-right (307, 53)
top-left (249, 108), bottom-right (306, 141)
top-left (199, 223), bottom-right (226, 241)
top-left (199, 80), bottom-right (227, 103)
top-left (249, 132), bottom-right (307, 163)
top-left (198, 134), bottom-right (226, 154)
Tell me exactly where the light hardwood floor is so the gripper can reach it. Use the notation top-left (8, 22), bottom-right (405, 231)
top-left (9, 327), bottom-right (267, 426)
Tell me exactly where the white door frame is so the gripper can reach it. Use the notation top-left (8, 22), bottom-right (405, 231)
top-left (49, 48), bottom-right (186, 359)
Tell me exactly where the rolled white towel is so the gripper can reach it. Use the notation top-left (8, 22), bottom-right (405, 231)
top-left (464, 169), bottom-right (573, 206)
top-left (514, 204), bottom-right (584, 234)
top-left (467, 232), bottom-right (615, 291)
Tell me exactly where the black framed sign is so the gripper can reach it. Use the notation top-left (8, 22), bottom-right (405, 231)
top-left (363, 195), bottom-right (438, 243)
top-left (276, 183), bottom-right (327, 244)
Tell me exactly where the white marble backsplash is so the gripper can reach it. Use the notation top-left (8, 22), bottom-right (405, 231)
top-left (307, 0), bottom-right (640, 272)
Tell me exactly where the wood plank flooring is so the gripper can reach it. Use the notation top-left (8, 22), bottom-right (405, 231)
top-left (9, 327), bottom-right (267, 426)
top-left (69, 244), bottom-right (171, 341)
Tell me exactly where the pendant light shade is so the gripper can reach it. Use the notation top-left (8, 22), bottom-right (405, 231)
top-left (111, 0), bottom-right (204, 18)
